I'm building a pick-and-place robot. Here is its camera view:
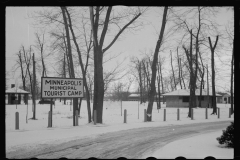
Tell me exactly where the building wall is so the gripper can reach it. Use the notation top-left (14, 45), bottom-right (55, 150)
top-left (128, 97), bottom-right (139, 101)
top-left (217, 97), bottom-right (223, 103)
top-left (165, 96), bottom-right (213, 108)
top-left (165, 96), bottom-right (188, 108)
top-left (222, 95), bottom-right (233, 104)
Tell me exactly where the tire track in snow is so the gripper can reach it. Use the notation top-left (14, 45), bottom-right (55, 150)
top-left (7, 120), bottom-right (231, 159)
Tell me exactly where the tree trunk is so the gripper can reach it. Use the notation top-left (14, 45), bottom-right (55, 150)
top-left (146, 6), bottom-right (168, 121)
top-left (138, 62), bottom-right (143, 104)
top-left (207, 64), bottom-right (209, 108)
top-left (230, 39), bottom-right (234, 115)
top-left (18, 50), bottom-right (27, 104)
top-left (63, 49), bottom-right (66, 105)
top-left (89, 6), bottom-right (142, 123)
top-left (158, 55), bottom-right (165, 104)
top-left (157, 61), bottom-right (161, 109)
top-left (198, 51), bottom-right (205, 108)
top-left (157, 75), bottom-right (161, 109)
top-left (142, 60), bottom-right (151, 102)
top-left (61, 7), bottom-right (78, 125)
top-left (208, 36), bottom-right (219, 115)
top-left (176, 47), bottom-right (182, 89)
top-left (179, 58), bottom-right (186, 89)
top-left (170, 50), bottom-right (177, 90)
top-left (198, 69), bottom-right (204, 107)
top-left (65, 7), bottom-right (92, 123)
top-left (25, 51), bottom-right (33, 106)
top-left (183, 29), bottom-right (195, 118)
top-left (62, 34), bottom-right (72, 78)
top-left (32, 53), bottom-right (36, 119)
top-left (93, 47), bottom-right (104, 123)
top-left (78, 98), bottom-right (82, 117)
top-left (143, 64), bottom-right (146, 103)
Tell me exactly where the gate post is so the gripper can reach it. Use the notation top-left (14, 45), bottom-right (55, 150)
top-left (191, 108), bottom-right (194, 120)
top-left (177, 108), bottom-right (180, 121)
top-left (144, 109), bottom-right (147, 122)
top-left (48, 111), bottom-right (52, 127)
top-left (76, 110), bottom-right (79, 126)
top-left (206, 107), bottom-right (208, 119)
top-left (164, 109), bottom-right (166, 121)
top-left (124, 109), bottom-right (127, 123)
top-left (229, 108), bottom-right (231, 118)
top-left (15, 112), bottom-right (19, 130)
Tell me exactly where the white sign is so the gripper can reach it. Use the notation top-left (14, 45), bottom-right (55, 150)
top-left (41, 77), bottom-right (84, 98)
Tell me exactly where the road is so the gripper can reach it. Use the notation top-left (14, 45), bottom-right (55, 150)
top-left (6, 120), bottom-right (231, 159)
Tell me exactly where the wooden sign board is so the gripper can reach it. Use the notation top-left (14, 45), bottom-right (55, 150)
top-left (41, 77), bottom-right (84, 98)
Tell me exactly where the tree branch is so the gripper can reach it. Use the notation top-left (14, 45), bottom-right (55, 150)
top-left (102, 12), bottom-right (141, 54)
top-left (99, 7), bottom-right (112, 49)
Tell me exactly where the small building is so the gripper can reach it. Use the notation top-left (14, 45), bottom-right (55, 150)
top-left (216, 92), bottom-right (234, 104)
top-left (222, 93), bottom-right (233, 104)
top-left (216, 92), bottom-right (225, 103)
top-left (162, 89), bottom-right (222, 108)
top-left (5, 85), bottom-right (30, 105)
top-left (128, 93), bottom-right (163, 101)
top-left (128, 93), bottom-right (140, 101)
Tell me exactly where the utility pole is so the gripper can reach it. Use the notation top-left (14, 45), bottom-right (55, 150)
top-left (32, 53), bottom-right (36, 119)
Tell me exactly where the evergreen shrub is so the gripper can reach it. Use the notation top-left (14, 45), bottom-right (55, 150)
top-left (216, 121), bottom-right (234, 148)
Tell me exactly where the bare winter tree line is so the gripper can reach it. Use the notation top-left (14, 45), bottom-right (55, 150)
top-left (11, 6), bottom-right (234, 124)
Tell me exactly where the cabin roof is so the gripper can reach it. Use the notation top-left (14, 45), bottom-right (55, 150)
top-left (162, 89), bottom-right (222, 97)
top-left (5, 87), bottom-right (30, 94)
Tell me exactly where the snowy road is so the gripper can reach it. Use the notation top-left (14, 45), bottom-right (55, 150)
top-left (6, 120), bottom-right (231, 159)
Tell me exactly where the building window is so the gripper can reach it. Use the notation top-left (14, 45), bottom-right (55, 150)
top-left (198, 96), bottom-right (204, 101)
top-left (182, 96), bottom-right (189, 102)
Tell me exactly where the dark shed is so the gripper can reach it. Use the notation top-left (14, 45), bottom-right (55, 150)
top-left (5, 86), bottom-right (30, 105)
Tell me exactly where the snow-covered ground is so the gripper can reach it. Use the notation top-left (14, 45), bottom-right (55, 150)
top-left (6, 99), bottom-right (234, 158)
top-left (151, 130), bottom-right (233, 159)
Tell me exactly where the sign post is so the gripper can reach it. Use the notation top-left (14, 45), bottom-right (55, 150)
top-left (50, 98), bottom-right (53, 127)
top-left (41, 77), bottom-right (84, 127)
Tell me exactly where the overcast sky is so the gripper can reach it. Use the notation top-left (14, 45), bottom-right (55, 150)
top-left (5, 6), bottom-right (233, 92)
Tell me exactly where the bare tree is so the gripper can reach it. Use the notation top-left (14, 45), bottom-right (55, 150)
top-left (146, 6), bottom-right (168, 121)
top-left (170, 50), bottom-right (177, 90)
top-left (224, 13), bottom-right (234, 114)
top-left (156, 61), bottom-right (161, 109)
top-left (183, 29), bottom-right (196, 118)
top-left (89, 6), bottom-right (145, 123)
top-left (130, 57), bottom-right (144, 103)
top-left (14, 48), bottom-right (28, 104)
top-left (171, 7), bottom-right (221, 117)
top-left (179, 57), bottom-right (186, 89)
top-left (63, 7), bottom-right (92, 123)
top-left (208, 35), bottom-right (219, 115)
top-left (34, 31), bottom-right (47, 79)
top-left (142, 58), bottom-right (151, 101)
top-left (61, 7), bottom-right (79, 126)
top-left (87, 72), bottom-right (94, 103)
top-left (103, 60), bottom-right (127, 94)
top-left (22, 46), bottom-right (34, 107)
top-left (230, 41), bottom-right (234, 114)
top-left (176, 47), bottom-right (183, 89)
top-left (158, 54), bottom-right (165, 103)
